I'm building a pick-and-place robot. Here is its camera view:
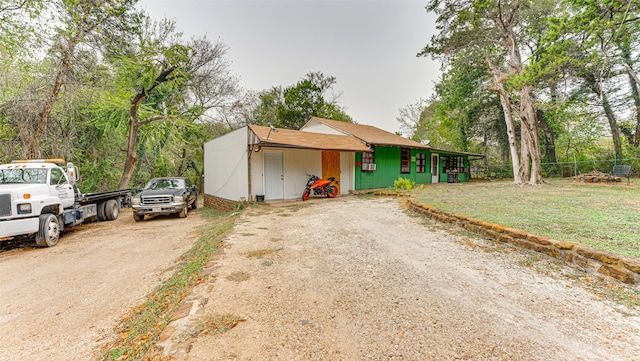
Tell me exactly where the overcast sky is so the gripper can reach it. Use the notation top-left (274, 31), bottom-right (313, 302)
top-left (138, 0), bottom-right (440, 133)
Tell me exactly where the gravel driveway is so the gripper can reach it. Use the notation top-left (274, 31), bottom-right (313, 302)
top-left (166, 196), bottom-right (640, 360)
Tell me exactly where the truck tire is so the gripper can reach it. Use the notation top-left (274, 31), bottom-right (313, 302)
top-left (35, 214), bottom-right (60, 247)
top-left (190, 196), bottom-right (198, 210)
top-left (133, 212), bottom-right (144, 222)
top-left (178, 206), bottom-right (188, 218)
top-left (105, 199), bottom-right (119, 221)
top-left (97, 201), bottom-right (107, 221)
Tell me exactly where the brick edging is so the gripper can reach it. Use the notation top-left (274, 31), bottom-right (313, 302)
top-left (204, 194), bottom-right (239, 212)
top-left (407, 199), bottom-right (640, 285)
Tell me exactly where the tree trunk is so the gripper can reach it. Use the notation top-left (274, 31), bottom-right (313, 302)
top-left (623, 63), bottom-right (640, 147)
top-left (176, 148), bottom-right (187, 176)
top-left (537, 110), bottom-right (557, 164)
top-left (520, 87), bottom-right (543, 185)
top-left (496, 85), bottom-right (522, 184)
top-left (585, 74), bottom-right (623, 161)
top-left (27, 31), bottom-right (82, 158)
top-left (490, 1), bottom-right (543, 185)
top-left (118, 98), bottom-right (141, 189)
top-left (537, 80), bottom-right (557, 164)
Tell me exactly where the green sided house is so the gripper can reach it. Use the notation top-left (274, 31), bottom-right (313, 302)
top-left (203, 117), bottom-right (483, 207)
top-left (300, 117), bottom-right (483, 188)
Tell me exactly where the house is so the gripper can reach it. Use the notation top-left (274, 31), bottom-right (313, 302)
top-left (301, 117), bottom-right (482, 187)
top-left (203, 117), bottom-right (483, 210)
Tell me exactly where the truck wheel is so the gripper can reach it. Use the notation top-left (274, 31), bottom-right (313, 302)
top-left (105, 199), bottom-right (119, 221)
top-left (97, 201), bottom-right (107, 221)
top-left (35, 214), bottom-right (60, 247)
top-left (178, 206), bottom-right (188, 218)
top-left (133, 212), bottom-right (144, 222)
top-left (190, 197), bottom-right (198, 210)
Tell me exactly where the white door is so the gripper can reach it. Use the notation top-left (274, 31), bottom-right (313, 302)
top-left (264, 151), bottom-right (284, 200)
top-left (431, 153), bottom-right (439, 184)
top-left (49, 167), bottom-right (75, 208)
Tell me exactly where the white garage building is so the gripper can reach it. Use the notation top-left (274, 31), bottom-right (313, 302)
top-left (203, 123), bottom-right (370, 209)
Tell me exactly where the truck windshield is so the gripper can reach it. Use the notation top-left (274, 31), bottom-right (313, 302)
top-left (0, 168), bottom-right (47, 184)
top-left (144, 178), bottom-right (185, 190)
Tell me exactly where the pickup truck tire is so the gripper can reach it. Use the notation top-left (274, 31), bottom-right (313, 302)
top-left (133, 212), bottom-right (144, 222)
top-left (190, 197), bottom-right (198, 210)
top-left (35, 214), bottom-right (60, 247)
top-left (178, 206), bottom-right (188, 218)
top-left (105, 199), bottom-right (119, 221)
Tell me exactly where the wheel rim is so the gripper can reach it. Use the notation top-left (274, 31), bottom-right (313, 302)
top-left (47, 220), bottom-right (60, 242)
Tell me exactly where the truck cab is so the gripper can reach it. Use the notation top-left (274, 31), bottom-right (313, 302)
top-left (0, 159), bottom-right (130, 247)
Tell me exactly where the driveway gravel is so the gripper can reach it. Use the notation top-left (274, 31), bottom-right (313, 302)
top-left (164, 196), bottom-right (640, 360)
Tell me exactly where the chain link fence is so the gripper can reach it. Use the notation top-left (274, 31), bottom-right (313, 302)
top-left (471, 158), bottom-right (640, 179)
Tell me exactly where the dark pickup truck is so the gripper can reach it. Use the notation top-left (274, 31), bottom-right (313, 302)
top-left (131, 177), bottom-right (197, 222)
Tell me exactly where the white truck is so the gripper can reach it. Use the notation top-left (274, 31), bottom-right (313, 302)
top-left (0, 159), bottom-right (131, 247)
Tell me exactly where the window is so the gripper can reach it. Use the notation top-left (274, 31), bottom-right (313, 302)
top-left (361, 147), bottom-right (375, 172)
top-left (400, 148), bottom-right (411, 173)
top-left (416, 153), bottom-right (426, 173)
top-left (50, 168), bottom-right (67, 185)
top-left (443, 156), bottom-right (465, 173)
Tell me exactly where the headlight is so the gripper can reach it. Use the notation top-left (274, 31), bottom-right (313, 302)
top-left (173, 195), bottom-right (184, 203)
top-left (17, 203), bottom-right (32, 214)
top-left (131, 197), bottom-right (140, 206)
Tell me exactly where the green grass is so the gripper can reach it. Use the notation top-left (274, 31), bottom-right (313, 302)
top-left (100, 208), bottom-right (240, 361)
top-left (414, 179), bottom-right (640, 260)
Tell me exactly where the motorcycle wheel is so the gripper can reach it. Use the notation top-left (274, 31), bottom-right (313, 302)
top-left (302, 189), bottom-right (310, 201)
top-left (326, 185), bottom-right (338, 198)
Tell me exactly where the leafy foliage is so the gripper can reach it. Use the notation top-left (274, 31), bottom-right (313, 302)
top-left (405, 0), bottom-right (640, 181)
top-left (393, 177), bottom-right (415, 192)
top-left (249, 71), bottom-right (352, 129)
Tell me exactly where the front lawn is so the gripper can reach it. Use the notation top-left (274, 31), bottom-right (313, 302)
top-left (414, 179), bottom-right (640, 260)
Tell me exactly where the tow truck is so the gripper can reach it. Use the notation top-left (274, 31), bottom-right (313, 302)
top-left (0, 159), bottom-right (131, 247)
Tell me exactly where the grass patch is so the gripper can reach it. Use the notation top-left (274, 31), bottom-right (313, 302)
top-left (414, 179), bottom-right (640, 259)
top-left (99, 209), bottom-right (240, 361)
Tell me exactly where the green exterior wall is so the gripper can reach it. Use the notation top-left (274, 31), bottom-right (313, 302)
top-left (355, 147), bottom-right (471, 190)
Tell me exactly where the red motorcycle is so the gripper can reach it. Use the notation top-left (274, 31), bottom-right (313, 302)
top-left (302, 174), bottom-right (339, 201)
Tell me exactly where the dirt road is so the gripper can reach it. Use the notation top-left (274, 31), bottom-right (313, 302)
top-left (0, 209), bottom-right (206, 361)
top-left (170, 197), bottom-right (640, 360)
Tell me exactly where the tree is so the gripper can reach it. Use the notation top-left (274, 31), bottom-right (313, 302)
top-left (397, 98), bottom-right (428, 140)
top-left (250, 71), bottom-right (352, 129)
top-left (531, 0), bottom-right (640, 161)
top-left (100, 17), bottom-right (238, 189)
top-left (421, 0), bottom-right (557, 185)
top-left (25, 0), bottom-right (138, 158)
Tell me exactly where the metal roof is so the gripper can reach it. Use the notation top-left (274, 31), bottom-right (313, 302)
top-left (302, 117), bottom-right (485, 158)
top-left (301, 117), bottom-right (432, 149)
top-left (248, 125), bottom-right (371, 152)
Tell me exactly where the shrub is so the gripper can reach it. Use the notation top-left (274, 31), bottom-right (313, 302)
top-left (394, 177), bottom-right (415, 192)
